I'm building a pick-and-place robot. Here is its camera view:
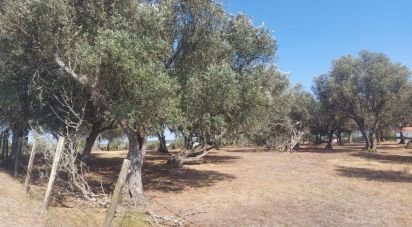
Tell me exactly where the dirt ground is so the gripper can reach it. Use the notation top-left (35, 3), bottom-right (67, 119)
top-left (0, 173), bottom-right (44, 227)
top-left (2, 142), bottom-right (412, 226)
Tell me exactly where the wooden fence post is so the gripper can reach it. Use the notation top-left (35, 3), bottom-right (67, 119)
top-left (14, 137), bottom-right (24, 178)
top-left (41, 136), bottom-right (65, 215)
top-left (103, 159), bottom-right (131, 227)
top-left (24, 141), bottom-right (37, 193)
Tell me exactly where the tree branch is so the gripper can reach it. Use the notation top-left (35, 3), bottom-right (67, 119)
top-left (54, 54), bottom-right (90, 87)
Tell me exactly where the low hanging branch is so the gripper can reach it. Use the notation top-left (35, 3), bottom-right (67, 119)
top-left (44, 90), bottom-right (108, 204)
top-left (271, 121), bottom-right (305, 152)
top-left (54, 54), bottom-right (90, 87)
top-left (166, 145), bottom-right (217, 168)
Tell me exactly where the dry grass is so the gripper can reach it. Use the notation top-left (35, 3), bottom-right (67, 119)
top-left (1, 142), bottom-right (412, 226)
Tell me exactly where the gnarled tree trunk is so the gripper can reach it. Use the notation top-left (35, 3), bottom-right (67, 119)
top-left (80, 121), bottom-right (103, 164)
top-left (366, 131), bottom-right (377, 152)
top-left (157, 132), bottom-right (168, 153)
top-left (2, 131), bottom-right (9, 161)
top-left (348, 131), bottom-right (353, 144)
top-left (121, 125), bottom-right (147, 205)
top-left (106, 140), bottom-right (111, 151)
top-left (0, 131), bottom-right (3, 161)
top-left (359, 128), bottom-right (370, 150)
top-left (325, 131), bottom-right (333, 149)
top-left (336, 131), bottom-right (343, 145)
top-left (399, 131), bottom-right (406, 144)
top-left (81, 120), bottom-right (115, 164)
top-left (315, 134), bottom-right (322, 145)
top-left (8, 124), bottom-right (26, 169)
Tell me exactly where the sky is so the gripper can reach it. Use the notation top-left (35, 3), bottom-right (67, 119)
top-left (226, 0), bottom-right (412, 90)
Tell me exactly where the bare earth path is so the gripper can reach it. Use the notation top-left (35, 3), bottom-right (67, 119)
top-left (137, 143), bottom-right (412, 226)
top-left (0, 172), bottom-right (43, 227)
top-left (2, 142), bottom-right (412, 226)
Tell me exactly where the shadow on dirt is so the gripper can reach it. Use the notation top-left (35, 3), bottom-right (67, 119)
top-left (335, 166), bottom-right (412, 183)
top-left (351, 152), bottom-right (412, 165)
top-left (294, 145), bottom-right (360, 153)
top-left (143, 163), bottom-right (236, 193)
top-left (87, 153), bottom-right (237, 194)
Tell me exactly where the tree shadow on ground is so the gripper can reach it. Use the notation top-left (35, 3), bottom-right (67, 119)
top-left (222, 147), bottom-right (271, 153)
top-left (335, 166), bottom-right (412, 183)
top-left (294, 145), bottom-right (360, 153)
top-left (86, 154), bottom-right (237, 194)
top-left (184, 154), bottom-right (241, 165)
top-left (142, 163), bottom-right (236, 193)
top-left (351, 152), bottom-right (412, 165)
top-left (143, 152), bottom-right (241, 164)
top-left (375, 144), bottom-right (407, 150)
top-left (87, 156), bottom-right (124, 191)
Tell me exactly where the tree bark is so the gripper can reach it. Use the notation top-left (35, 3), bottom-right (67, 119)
top-left (359, 128), bottom-right (370, 150)
top-left (14, 137), bottom-right (24, 178)
top-left (166, 145), bottom-right (216, 168)
top-left (336, 131), bottom-right (343, 145)
top-left (366, 131), bottom-right (377, 152)
top-left (399, 131), bottom-right (405, 144)
top-left (3, 131), bottom-right (9, 161)
top-left (348, 131), bottom-right (353, 144)
top-left (80, 121), bottom-right (103, 164)
top-left (157, 132), bottom-right (168, 153)
top-left (8, 125), bottom-right (25, 169)
top-left (122, 126), bottom-right (147, 205)
top-left (184, 134), bottom-right (193, 150)
top-left (379, 130), bottom-right (386, 142)
top-left (0, 131), bottom-right (3, 161)
top-left (325, 131), bottom-right (333, 149)
top-left (315, 134), bottom-right (321, 145)
top-left (106, 140), bottom-right (111, 151)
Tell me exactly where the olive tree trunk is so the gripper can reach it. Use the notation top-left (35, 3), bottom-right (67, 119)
top-left (2, 131), bottom-right (9, 161)
top-left (0, 131), bottom-right (3, 161)
top-left (121, 125), bottom-right (147, 205)
top-left (157, 132), bottom-right (168, 153)
top-left (80, 121), bottom-right (103, 164)
top-left (348, 131), bottom-right (353, 144)
top-left (8, 125), bottom-right (25, 169)
top-left (359, 128), bottom-right (370, 150)
top-left (336, 131), bottom-right (343, 145)
top-left (362, 130), bottom-right (377, 152)
top-left (315, 134), bottom-right (322, 145)
top-left (106, 140), bottom-right (111, 151)
top-left (81, 120), bottom-right (115, 164)
top-left (325, 131), bottom-right (334, 149)
top-left (369, 131), bottom-right (377, 152)
top-left (399, 131), bottom-right (406, 144)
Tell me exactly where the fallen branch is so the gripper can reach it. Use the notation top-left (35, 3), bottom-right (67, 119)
top-left (166, 145), bottom-right (216, 168)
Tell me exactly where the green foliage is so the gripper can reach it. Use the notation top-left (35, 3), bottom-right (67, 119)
top-left (329, 51), bottom-right (410, 128)
top-left (320, 50), bottom-right (411, 148)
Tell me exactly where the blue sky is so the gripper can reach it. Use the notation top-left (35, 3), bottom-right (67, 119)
top-left (226, 0), bottom-right (412, 90)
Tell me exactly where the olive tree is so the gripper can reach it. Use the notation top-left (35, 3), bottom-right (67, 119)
top-left (327, 51), bottom-right (411, 152)
top-left (313, 74), bottom-right (347, 148)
